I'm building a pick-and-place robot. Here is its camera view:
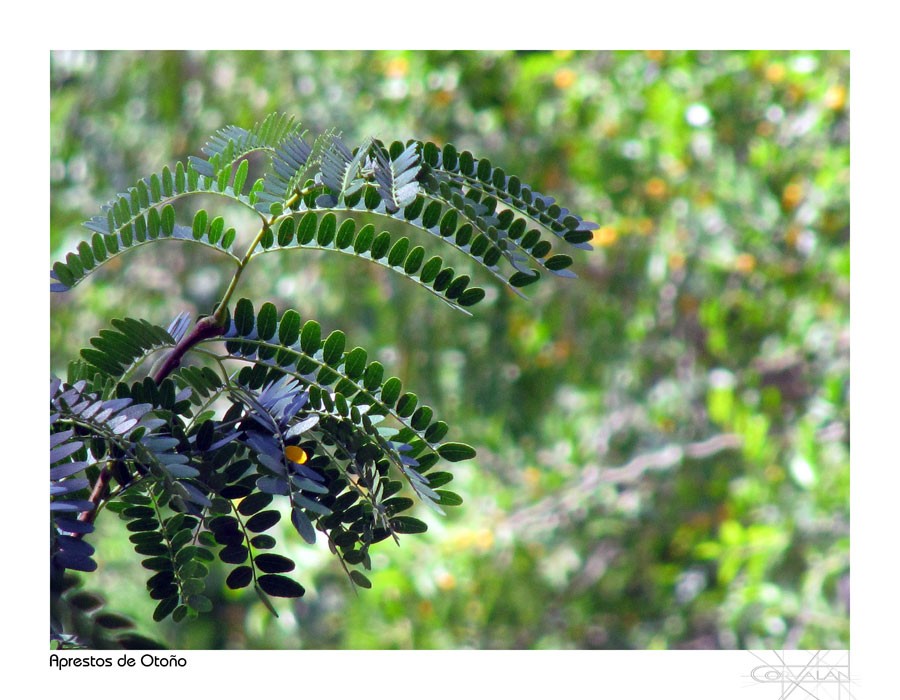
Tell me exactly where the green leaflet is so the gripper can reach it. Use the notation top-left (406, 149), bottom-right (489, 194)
top-left (278, 309), bottom-right (302, 345)
top-left (322, 330), bottom-right (346, 365)
top-left (343, 347), bottom-right (367, 379)
top-left (256, 302), bottom-right (278, 340)
top-left (349, 570), bottom-right (372, 589)
top-left (233, 158), bottom-right (249, 195)
top-left (437, 442), bottom-right (477, 462)
top-left (300, 320), bottom-right (322, 355)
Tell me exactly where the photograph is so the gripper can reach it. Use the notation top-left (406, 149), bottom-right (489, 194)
top-left (48, 47), bottom-right (852, 688)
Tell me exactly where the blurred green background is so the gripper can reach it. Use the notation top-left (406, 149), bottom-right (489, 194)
top-left (50, 50), bottom-right (849, 650)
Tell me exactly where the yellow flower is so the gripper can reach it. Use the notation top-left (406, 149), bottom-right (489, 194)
top-left (765, 63), bottom-right (786, 83)
top-left (285, 445), bottom-right (308, 465)
top-left (474, 529), bottom-right (494, 551)
top-left (592, 225), bottom-right (618, 247)
top-left (553, 68), bottom-right (576, 90)
top-left (644, 177), bottom-right (668, 200)
top-left (385, 56), bottom-right (409, 78)
top-left (824, 85), bottom-right (847, 111)
top-left (734, 253), bottom-right (756, 274)
top-left (781, 182), bottom-right (804, 210)
top-left (523, 466), bottom-right (541, 488)
top-left (636, 217), bottom-right (655, 235)
top-left (436, 572), bottom-right (457, 591)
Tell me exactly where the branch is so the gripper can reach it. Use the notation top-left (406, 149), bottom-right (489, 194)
top-left (501, 433), bottom-right (743, 537)
top-left (152, 315), bottom-right (226, 383)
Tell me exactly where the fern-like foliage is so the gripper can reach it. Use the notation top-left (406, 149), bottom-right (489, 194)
top-left (50, 374), bottom-right (211, 637)
top-left (52, 112), bottom-right (593, 300)
top-left (215, 298), bottom-right (471, 511)
top-left (255, 212), bottom-right (485, 312)
top-left (49, 113), bottom-right (594, 645)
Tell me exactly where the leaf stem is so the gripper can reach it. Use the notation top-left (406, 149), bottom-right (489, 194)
top-left (211, 222), bottom-right (268, 327)
top-left (153, 185), bottom-right (321, 383)
top-left (211, 186), bottom-right (314, 327)
top-left (151, 315), bottom-right (228, 384)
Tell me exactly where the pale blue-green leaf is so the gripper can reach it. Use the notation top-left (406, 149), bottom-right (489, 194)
top-left (290, 475), bottom-right (329, 494)
top-left (257, 452), bottom-right (286, 475)
top-left (292, 494), bottom-right (332, 516)
top-left (50, 430), bottom-right (75, 449)
top-left (286, 415), bottom-right (319, 439)
top-left (165, 464), bottom-right (202, 478)
top-left (50, 461), bottom-right (89, 481)
top-left (257, 476), bottom-right (290, 496)
top-left (50, 442), bottom-right (84, 465)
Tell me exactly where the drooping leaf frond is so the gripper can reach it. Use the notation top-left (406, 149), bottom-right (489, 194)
top-left (412, 140), bottom-right (595, 283)
top-left (421, 139), bottom-right (597, 241)
top-left (222, 377), bottom-right (376, 589)
top-left (210, 373), bottom-right (454, 591)
top-left (106, 485), bottom-right (217, 623)
top-left (253, 212), bottom-right (485, 313)
top-left (50, 373), bottom-right (210, 612)
top-left (52, 196), bottom-right (242, 292)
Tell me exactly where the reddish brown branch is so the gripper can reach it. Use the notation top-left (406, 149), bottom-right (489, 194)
top-left (77, 467), bottom-right (114, 529)
top-left (152, 315), bottom-right (226, 383)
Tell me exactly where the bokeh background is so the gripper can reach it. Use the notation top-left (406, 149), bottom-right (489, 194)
top-left (50, 50), bottom-right (849, 650)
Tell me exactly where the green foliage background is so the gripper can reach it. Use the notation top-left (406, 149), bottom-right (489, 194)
top-left (50, 50), bottom-right (849, 650)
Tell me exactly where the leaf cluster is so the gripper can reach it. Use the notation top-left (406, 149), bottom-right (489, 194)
top-left (49, 113), bottom-right (589, 645)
